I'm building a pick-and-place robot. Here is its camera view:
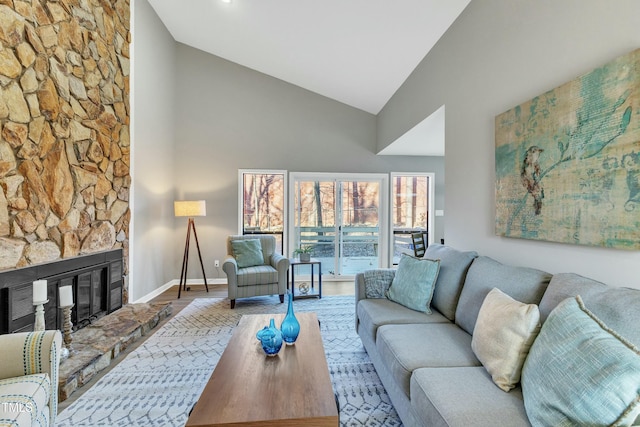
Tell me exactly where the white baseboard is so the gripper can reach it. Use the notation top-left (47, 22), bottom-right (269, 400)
top-left (133, 278), bottom-right (227, 303)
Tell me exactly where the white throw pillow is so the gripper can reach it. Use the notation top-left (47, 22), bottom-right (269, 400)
top-left (471, 288), bottom-right (541, 392)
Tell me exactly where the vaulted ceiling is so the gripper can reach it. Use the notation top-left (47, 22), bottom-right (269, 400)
top-left (147, 0), bottom-right (470, 116)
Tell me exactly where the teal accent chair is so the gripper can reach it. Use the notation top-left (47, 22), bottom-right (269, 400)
top-left (223, 235), bottom-right (290, 309)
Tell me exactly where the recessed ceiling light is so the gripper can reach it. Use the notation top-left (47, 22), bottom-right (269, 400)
top-left (221, 0), bottom-right (232, 3)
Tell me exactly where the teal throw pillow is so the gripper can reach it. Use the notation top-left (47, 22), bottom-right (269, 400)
top-left (521, 296), bottom-right (640, 427)
top-left (386, 254), bottom-right (440, 313)
top-left (231, 239), bottom-right (264, 268)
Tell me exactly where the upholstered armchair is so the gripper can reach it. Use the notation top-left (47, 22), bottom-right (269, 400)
top-left (223, 235), bottom-right (290, 309)
top-left (0, 330), bottom-right (62, 427)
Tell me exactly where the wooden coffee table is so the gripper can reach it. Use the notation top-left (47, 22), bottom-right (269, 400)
top-left (186, 312), bottom-right (339, 426)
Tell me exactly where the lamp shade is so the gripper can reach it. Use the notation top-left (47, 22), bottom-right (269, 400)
top-left (174, 200), bottom-right (206, 217)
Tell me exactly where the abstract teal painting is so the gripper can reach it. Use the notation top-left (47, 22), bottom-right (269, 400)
top-left (495, 49), bottom-right (640, 249)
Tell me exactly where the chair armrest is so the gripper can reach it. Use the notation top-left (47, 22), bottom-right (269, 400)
top-left (223, 256), bottom-right (238, 280)
top-left (271, 253), bottom-right (290, 295)
top-left (270, 253), bottom-right (290, 273)
top-left (0, 330), bottom-right (62, 425)
top-left (0, 330), bottom-right (61, 380)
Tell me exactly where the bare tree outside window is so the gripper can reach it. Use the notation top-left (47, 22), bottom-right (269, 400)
top-left (293, 178), bottom-right (382, 275)
top-left (241, 172), bottom-right (285, 252)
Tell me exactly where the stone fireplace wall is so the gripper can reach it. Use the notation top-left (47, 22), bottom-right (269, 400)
top-left (0, 0), bottom-right (131, 299)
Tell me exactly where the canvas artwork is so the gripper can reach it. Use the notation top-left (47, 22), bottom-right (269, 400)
top-left (495, 48), bottom-right (640, 249)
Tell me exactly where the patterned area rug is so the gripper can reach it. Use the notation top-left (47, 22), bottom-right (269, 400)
top-left (57, 295), bottom-right (402, 426)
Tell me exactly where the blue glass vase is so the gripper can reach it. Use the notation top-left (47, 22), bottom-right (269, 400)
top-left (281, 293), bottom-right (300, 345)
top-left (259, 318), bottom-right (283, 356)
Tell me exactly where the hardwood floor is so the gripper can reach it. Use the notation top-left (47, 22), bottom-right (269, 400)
top-left (151, 281), bottom-right (354, 317)
top-left (58, 280), bottom-right (354, 412)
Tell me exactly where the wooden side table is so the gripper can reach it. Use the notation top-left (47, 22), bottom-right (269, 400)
top-left (289, 258), bottom-right (322, 300)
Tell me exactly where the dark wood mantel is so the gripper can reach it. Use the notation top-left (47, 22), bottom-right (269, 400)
top-left (0, 249), bottom-right (123, 334)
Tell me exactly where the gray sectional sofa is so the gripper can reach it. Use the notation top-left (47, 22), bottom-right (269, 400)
top-left (355, 244), bottom-right (640, 427)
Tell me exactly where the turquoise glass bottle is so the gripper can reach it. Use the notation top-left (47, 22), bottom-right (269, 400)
top-left (281, 293), bottom-right (300, 345)
top-left (259, 318), bottom-right (283, 356)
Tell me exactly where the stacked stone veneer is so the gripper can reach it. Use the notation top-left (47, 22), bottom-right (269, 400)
top-left (0, 0), bottom-right (131, 298)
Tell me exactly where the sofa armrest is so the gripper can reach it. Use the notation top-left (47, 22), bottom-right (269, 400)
top-left (355, 272), bottom-right (368, 304)
top-left (355, 269), bottom-right (396, 329)
top-left (0, 330), bottom-right (62, 425)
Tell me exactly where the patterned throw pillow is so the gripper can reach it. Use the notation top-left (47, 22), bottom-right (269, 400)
top-left (521, 296), bottom-right (640, 426)
top-left (231, 239), bottom-right (264, 268)
top-left (471, 288), bottom-right (540, 392)
top-left (363, 269), bottom-right (396, 298)
top-left (385, 254), bottom-right (440, 313)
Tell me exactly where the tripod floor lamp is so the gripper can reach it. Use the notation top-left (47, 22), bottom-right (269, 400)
top-left (175, 200), bottom-right (209, 299)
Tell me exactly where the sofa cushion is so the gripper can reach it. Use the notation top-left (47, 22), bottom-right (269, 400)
top-left (356, 298), bottom-right (449, 345)
top-left (231, 239), bottom-right (265, 268)
top-left (424, 244), bottom-right (478, 321)
top-left (539, 272), bottom-right (640, 346)
top-left (376, 323), bottom-right (480, 398)
top-left (236, 265), bottom-right (278, 286)
top-left (522, 296), bottom-right (640, 426)
top-left (0, 373), bottom-right (50, 427)
top-left (410, 367), bottom-right (530, 427)
top-left (455, 256), bottom-right (551, 335)
top-left (471, 288), bottom-right (540, 392)
top-left (386, 255), bottom-right (440, 313)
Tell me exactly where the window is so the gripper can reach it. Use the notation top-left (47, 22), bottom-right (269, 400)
top-left (289, 172), bottom-right (389, 277)
top-left (239, 170), bottom-right (287, 253)
top-left (238, 170), bottom-right (432, 268)
top-left (391, 173), bottom-right (434, 264)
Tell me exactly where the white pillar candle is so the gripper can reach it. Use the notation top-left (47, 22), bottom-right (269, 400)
top-left (33, 280), bottom-right (47, 303)
top-left (59, 286), bottom-right (73, 307)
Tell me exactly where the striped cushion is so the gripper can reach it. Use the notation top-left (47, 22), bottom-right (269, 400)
top-left (522, 296), bottom-right (640, 426)
top-left (237, 265), bottom-right (278, 286)
top-left (0, 373), bottom-right (50, 427)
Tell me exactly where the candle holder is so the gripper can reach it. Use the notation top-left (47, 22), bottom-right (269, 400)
top-left (33, 300), bottom-right (49, 332)
top-left (60, 304), bottom-right (75, 360)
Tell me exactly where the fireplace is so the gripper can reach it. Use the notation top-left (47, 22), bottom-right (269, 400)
top-left (0, 249), bottom-right (123, 334)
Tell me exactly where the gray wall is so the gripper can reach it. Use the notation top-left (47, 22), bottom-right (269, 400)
top-left (378, 0), bottom-right (640, 288)
top-left (173, 44), bottom-right (444, 280)
top-left (130, 0), bottom-right (178, 301)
